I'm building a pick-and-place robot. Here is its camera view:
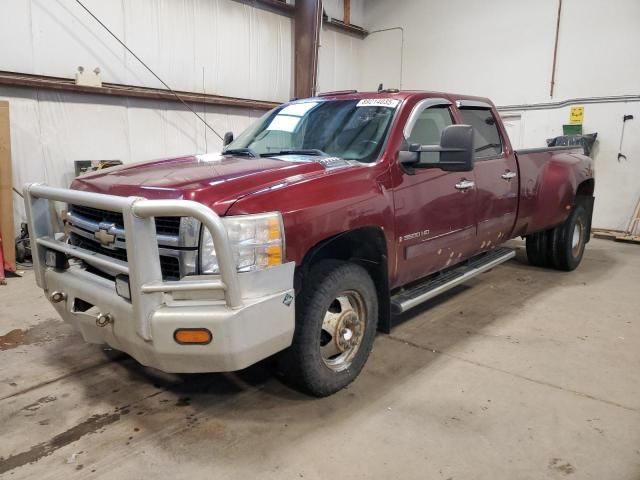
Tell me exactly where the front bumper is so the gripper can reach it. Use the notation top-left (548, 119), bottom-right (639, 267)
top-left (24, 184), bottom-right (295, 373)
top-left (45, 264), bottom-right (295, 372)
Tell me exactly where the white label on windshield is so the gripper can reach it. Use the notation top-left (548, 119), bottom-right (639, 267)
top-left (356, 98), bottom-right (400, 108)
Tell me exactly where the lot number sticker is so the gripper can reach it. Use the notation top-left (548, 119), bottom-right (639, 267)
top-left (357, 98), bottom-right (400, 108)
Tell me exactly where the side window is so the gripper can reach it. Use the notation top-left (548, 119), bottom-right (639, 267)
top-left (406, 107), bottom-right (453, 163)
top-left (407, 107), bottom-right (453, 145)
top-left (459, 108), bottom-right (503, 159)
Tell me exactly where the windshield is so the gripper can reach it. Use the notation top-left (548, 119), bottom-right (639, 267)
top-left (224, 99), bottom-right (398, 163)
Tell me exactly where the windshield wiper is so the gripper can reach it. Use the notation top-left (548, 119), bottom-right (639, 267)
top-left (261, 149), bottom-right (327, 157)
top-left (223, 147), bottom-right (259, 158)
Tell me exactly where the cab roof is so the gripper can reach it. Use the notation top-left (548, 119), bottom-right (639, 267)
top-left (301, 89), bottom-right (494, 108)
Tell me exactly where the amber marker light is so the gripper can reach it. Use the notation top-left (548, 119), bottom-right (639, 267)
top-left (174, 328), bottom-right (213, 345)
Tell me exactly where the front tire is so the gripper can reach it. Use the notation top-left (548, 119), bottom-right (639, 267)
top-left (279, 260), bottom-right (378, 397)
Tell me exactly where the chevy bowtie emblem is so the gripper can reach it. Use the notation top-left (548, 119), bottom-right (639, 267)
top-left (95, 224), bottom-right (116, 246)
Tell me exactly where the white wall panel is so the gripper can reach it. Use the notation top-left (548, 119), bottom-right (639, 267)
top-left (125, 99), bottom-right (171, 160)
top-left (0, 87), bottom-right (264, 231)
top-left (554, 0), bottom-right (640, 100)
top-left (0, 0), bottom-right (35, 73)
top-left (361, 0), bottom-right (557, 105)
top-left (1, 88), bottom-right (46, 192)
top-left (361, 0), bottom-right (640, 105)
top-left (0, 0), bottom-right (292, 102)
top-left (317, 28), bottom-right (362, 93)
top-left (30, 0), bottom-right (127, 83)
top-left (36, 91), bottom-right (130, 188)
top-left (123, 0), bottom-right (196, 91)
top-left (247, 7), bottom-right (292, 101)
top-left (214, 1), bottom-right (254, 98)
top-left (359, 27), bottom-right (402, 91)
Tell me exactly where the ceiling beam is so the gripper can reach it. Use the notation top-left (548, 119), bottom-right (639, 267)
top-left (0, 71), bottom-right (279, 111)
top-left (322, 15), bottom-right (368, 38)
top-left (231, 0), bottom-right (294, 17)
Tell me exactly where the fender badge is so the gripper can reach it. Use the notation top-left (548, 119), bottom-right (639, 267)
top-left (283, 293), bottom-right (293, 306)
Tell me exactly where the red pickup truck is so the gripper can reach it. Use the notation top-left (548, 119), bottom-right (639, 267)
top-left (24, 90), bottom-right (594, 396)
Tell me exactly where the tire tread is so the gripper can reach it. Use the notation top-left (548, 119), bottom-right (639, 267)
top-left (278, 260), bottom-right (378, 397)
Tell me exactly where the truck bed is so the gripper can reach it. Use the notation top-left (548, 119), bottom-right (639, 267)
top-left (512, 145), bottom-right (592, 238)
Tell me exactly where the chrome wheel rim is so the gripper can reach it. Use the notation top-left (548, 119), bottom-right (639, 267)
top-left (320, 291), bottom-right (366, 372)
top-left (571, 219), bottom-right (585, 257)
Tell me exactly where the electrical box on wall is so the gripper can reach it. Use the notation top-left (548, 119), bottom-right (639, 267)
top-left (75, 66), bottom-right (102, 88)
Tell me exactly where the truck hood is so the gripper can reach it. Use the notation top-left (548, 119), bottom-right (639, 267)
top-left (71, 153), bottom-right (346, 214)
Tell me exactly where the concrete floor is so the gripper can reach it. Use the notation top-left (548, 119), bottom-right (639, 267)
top-left (1, 238), bottom-right (639, 479)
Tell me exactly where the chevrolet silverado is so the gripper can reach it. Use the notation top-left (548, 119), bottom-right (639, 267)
top-left (24, 90), bottom-right (595, 396)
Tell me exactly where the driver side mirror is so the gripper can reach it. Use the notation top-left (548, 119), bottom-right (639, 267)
top-left (399, 124), bottom-right (475, 173)
top-left (223, 131), bottom-right (234, 147)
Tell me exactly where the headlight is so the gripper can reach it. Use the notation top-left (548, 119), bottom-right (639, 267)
top-left (200, 212), bottom-right (284, 274)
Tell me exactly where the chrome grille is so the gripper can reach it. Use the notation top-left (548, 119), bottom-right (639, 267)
top-left (69, 233), bottom-right (181, 279)
top-left (67, 204), bottom-right (196, 280)
top-left (69, 204), bottom-right (181, 236)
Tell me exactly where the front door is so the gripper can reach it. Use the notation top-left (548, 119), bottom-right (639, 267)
top-left (458, 105), bottom-right (518, 248)
top-left (392, 100), bottom-right (478, 288)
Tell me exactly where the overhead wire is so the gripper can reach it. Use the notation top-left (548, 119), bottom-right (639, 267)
top-left (74, 0), bottom-right (223, 141)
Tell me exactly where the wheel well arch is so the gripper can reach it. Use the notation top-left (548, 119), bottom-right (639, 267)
top-left (576, 178), bottom-right (595, 197)
top-left (575, 178), bottom-right (595, 242)
top-left (296, 227), bottom-right (392, 333)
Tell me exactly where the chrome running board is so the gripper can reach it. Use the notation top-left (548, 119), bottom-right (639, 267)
top-left (390, 247), bottom-right (516, 314)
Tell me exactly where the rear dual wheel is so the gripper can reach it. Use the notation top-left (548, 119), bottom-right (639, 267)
top-left (526, 202), bottom-right (588, 271)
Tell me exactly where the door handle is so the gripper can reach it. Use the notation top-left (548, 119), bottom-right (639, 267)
top-left (455, 180), bottom-right (475, 191)
top-left (501, 171), bottom-right (517, 180)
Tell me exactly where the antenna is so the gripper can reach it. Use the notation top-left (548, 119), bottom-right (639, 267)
top-left (203, 67), bottom-right (208, 152)
top-left (74, 0), bottom-right (223, 142)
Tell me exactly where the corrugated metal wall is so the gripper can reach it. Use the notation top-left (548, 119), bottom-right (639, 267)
top-left (0, 0), bottom-right (293, 101)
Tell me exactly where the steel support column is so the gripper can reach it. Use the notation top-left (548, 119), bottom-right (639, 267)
top-left (294, 0), bottom-right (322, 98)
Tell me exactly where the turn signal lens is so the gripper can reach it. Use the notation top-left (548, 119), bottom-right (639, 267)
top-left (267, 217), bottom-right (281, 241)
top-left (174, 328), bottom-right (212, 345)
top-left (266, 245), bottom-right (283, 266)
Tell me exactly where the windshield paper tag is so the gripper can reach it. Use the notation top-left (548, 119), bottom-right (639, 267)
top-left (356, 98), bottom-right (400, 108)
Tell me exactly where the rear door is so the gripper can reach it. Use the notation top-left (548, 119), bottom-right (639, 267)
top-left (392, 99), bottom-right (478, 287)
top-left (457, 102), bottom-right (518, 249)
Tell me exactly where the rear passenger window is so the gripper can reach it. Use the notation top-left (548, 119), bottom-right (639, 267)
top-left (460, 108), bottom-right (503, 159)
top-left (407, 107), bottom-right (453, 163)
